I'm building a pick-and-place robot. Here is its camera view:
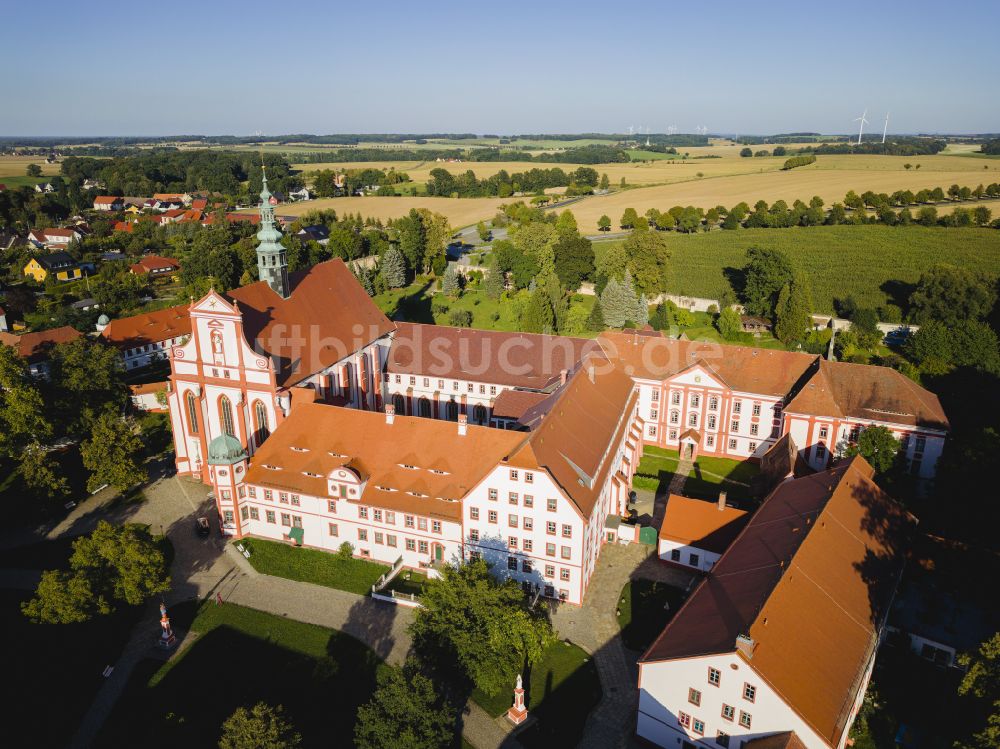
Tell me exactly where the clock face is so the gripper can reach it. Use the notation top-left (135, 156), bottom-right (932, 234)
top-left (695, 375), bottom-right (701, 383)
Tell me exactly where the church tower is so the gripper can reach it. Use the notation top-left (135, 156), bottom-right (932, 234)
top-left (256, 167), bottom-right (289, 298)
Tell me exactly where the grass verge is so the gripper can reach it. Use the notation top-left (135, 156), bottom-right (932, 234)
top-left (240, 537), bottom-right (388, 595)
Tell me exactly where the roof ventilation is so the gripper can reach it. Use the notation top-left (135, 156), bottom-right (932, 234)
top-left (735, 633), bottom-right (756, 660)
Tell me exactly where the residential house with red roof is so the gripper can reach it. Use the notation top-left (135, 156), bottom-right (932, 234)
top-left (93, 195), bottom-right (123, 211)
top-left (129, 255), bottom-right (180, 277)
top-left (0, 325), bottom-right (82, 376)
top-left (27, 227), bottom-right (82, 248)
top-left (99, 303), bottom-right (191, 370)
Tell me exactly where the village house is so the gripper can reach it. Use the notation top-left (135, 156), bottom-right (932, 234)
top-left (23, 251), bottom-right (83, 283)
top-left (0, 325), bottom-right (82, 377)
top-left (153, 192), bottom-right (192, 206)
top-left (93, 195), bottom-right (124, 211)
top-left (27, 227), bottom-right (82, 248)
top-left (129, 255), bottom-right (180, 277)
top-left (34, 182), bottom-right (55, 193)
top-left (637, 457), bottom-right (912, 749)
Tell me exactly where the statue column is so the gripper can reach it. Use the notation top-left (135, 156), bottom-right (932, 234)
top-left (506, 673), bottom-right (528, 725)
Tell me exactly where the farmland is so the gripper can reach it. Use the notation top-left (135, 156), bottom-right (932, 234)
top-left (0, 155), bottom-right (62, 182)
top-left (593, 225), bottom-right (1000, 313)
top-left (261, 195), bottom-right (513, 227)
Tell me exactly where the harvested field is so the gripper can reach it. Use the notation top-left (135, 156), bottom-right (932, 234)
top-left (259, 195), bottom-right (514, 227)
top-left (0, 155), bottom-right (62, 179)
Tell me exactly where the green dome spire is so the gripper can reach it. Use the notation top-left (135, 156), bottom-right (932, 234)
top-left (256, 165), bottom-right (289, 298)
top-left (207, 434), bottom-right (248, 466)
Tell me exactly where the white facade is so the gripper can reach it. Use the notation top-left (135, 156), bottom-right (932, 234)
top-left (657, 540), bottom-right (721, 572)
top-left (122, 334), bottom-right (189, 370)
top-left (384, 371), bottom-right (510, 425)
top-left (638, 651), bottom-right (873, 749)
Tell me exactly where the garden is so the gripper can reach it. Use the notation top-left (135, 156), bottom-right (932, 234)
top-left (239, 537), bottom-right (389, 595)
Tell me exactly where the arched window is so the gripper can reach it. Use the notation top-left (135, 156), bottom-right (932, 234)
top-left (393, 394), bottom-right (406, 414)
top-left (418, 398), bottom-right (432, 419)
top-left (186, 391), bottom-right (199, 435)
top-left (220, 396), bottom-right (235, 437)
top-left (473, 404), bottom-right (487, 424)
top-left (254, 401), bottom-right (269, 444)
top-left (446, 400), bottom-right (459, 421)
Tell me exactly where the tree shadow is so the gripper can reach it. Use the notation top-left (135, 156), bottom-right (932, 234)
top-left (879, 279), bottom-right (916, 314)
top-left (341, 591), bottom-right (402, 666)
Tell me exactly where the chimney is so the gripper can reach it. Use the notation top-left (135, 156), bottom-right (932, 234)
top-left (385, 404), bottom-right (395, 425)
top-left (735, 633), bottom-right (756, 660)
top-left (458, 414), bottom-right (468, 436)
top-left (717, 491), bottom-right (728, 511)
top-left (560, 369), bottom-right (568, 386)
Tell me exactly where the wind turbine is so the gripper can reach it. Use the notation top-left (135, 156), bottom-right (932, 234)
top-left (854, 109), bottom-right (868, 145)
top-left (881, 112), bottom-right (889, 144)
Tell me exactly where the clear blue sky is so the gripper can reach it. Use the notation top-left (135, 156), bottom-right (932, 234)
top-left (2, 0), bottom-right (998, 136)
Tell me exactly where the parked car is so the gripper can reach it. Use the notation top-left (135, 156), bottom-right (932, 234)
top-left (196, 516), bottom-right (211, 538)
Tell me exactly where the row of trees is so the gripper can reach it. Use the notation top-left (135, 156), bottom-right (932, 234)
top-left (425, 166), bottom-right (603, 198)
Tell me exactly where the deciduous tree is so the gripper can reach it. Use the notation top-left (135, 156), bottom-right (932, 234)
top-left (219, 702), bottom-right (302, 749)
top-left (354, 663), bottom-right (455, 749)
top-left (80, 412), bottom-right (147, 493)
top-left (846, 426), bottom-right (899, 475)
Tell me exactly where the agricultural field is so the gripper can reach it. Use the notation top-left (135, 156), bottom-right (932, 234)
top-left (0, 155), bottom-right (62, 180)
top-left (263, 195), bottom-right (513, 227)
top-left (593, 225), bottom-right (1000, 313)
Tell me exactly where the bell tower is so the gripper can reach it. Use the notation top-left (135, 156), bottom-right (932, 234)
top-left (256, 166), bottom-right (289, 298)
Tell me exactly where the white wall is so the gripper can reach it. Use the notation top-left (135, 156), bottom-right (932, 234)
top-left (639, 653), bottom-right (833, 749)
top-left (657, 539), bottom-right (721, 572)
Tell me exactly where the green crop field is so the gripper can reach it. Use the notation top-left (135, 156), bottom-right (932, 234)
top-left (594, 225), bottom-right (1000, 313)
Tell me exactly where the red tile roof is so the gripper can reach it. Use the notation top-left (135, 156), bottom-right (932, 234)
top-left (658, 494), bottom-right (749, 553)
top-left (490, 389), bottom-right (549, 420)
top-left (786, 358), bottom-right (949, 431)
top-left (642, 456), bottom-right (914, 748)
top-left (93, 196), bottom-right (121, 205)
top-left (228, 258), bottom-right (395, 388)
top-left (246, 402), bottom-right (527, 521)
top-left (100, 303), bottom-right (191, 349)
top-left (507, 359), bottom-right (638, 517)
top-left (0, 325), bottom-right (82, 363)
top-left (113, 221), bottom-right (134, 233)
top-left (389, 323), bottom-right (603, 389)
top-left (129, 255), bottom-right (180, 274)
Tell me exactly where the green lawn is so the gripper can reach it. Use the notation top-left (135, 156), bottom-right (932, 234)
top-left (616, 579), bottom-right (688, 652)
top-left (374, 279), bottom-right (598, 335)
top-left (384, 569), bottom-right (428, 598)
top-left (0, 586), bottom-right (145, 747)
top-left (472, 640), bottom-right (601, 749)
top-left (95, 601), bottom-right (388, 748)
top-left (685, 455), bottom-right (760, 503)
top-left (593, 225), bottom-right (1000, 313)
top-left (240, 537), bottom-right (388, 595)
top-left (634, 447), bottom-right (680, 493)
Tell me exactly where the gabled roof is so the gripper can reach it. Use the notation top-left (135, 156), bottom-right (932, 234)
top-left (599, 329), bottom-right (817, 396)
top-left (659, 494), bottom-right (749, 553)
top-left (245, 402), bottom-right (526, 521)
top-left (786, 358), bottom-right (949, 431)
top-left (743, 733), bottom-right (808, 749)
top-left (93, 196), bottom-right (122, 205)
top-left (491, 389), bottom-right (549, 421)
top-left (507, 359), bottom-right (638, 517)
top-left (130, 255), bottom-right (180, 273)
top-left (0, 325), bottom-right (81, 363)
top-left (642, 457), bottom-right (914, 749)
top-left (100, 303), bottom-right (191, 348)
top-left (228, 258), bottom-right (395, 388)
top-left (389, 323), bottom-right (602, 390)
top-left (33, 251), bottom-right (77, 270)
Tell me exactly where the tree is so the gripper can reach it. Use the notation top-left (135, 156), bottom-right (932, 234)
top-left (380, 246), bottom-right (407, 289)
top-left (655, 211), bottom-right (676, 231)
top-left (586, 298), bottom-right (605, 331)
top-left (742, 247), bottom-right (794, 317)
top-left (354, 663), bottom-right (455, 749)
top-left (447, 309), bottom-right (472, 327)
top-left (50, 338), bottom-right (127, 433)
top-left (739, 148), bottom-right (753, 157)
top-left (219, 702), bottom-right (302, 749)
top-left (909, 264), bottom-right (996, 326)
top-left (23, 521), bottom-right (169, 623)
top-left (80, 412), bottom-right (147, 493)
top-left (484, 263), bottom-right (505, 300)
top-left (352, 263), bottom-right (376, 296)
top-left (599, 173), bottom-right (610, 190)
top-left (774, 273), bottom-right (813, 345)
top-left (716, 307), bottom-right (743, 341)
top-left (955, 633), bottom-right (1000, 749)
top-left (476, 221), bottom-right (490, 242)
top-left (417, 209), bottom-right (451, 275)
top-left (410, 558), bottom-right (553, 696)
top-left (846, 426), bottom-right (900, 475)
top-left (553, 233), bottom-right (594, 291)
top-left (522, 287), bottom-right (555, 333)
top-left (20, 442), bottom-right (70, 501)
top-left (620, 207), bottom-right (640, 230)
top-left (622, 230), bottom-right (671, 296)
top-left (441, 265), bottom-right (461, 297)
top-left (597, 214), bottom-right (611, 232)
top-left (974, 206), bottom-right (993, 226)
top-left (396, 209), bottom-right (426, 272)
top-left (26, 163), bottom-right (42, 177)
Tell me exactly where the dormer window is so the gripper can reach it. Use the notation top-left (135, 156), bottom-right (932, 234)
top-left (400, 464), bottom-right (418, 470)
top-left (290, 446), bottom-right (309, 453)
top-left (263, 464), bottom-right (281, 470)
